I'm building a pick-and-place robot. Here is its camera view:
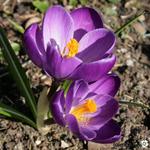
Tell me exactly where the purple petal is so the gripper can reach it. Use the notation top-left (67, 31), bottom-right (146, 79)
top-left (80, 127), bottom-right (97, 140)
top-left (76, 28), bottom-right (116, 63)
top-left (60, 57), bottom-right (82, 79)
top-left (50, 90), bottom-right (66, 126)
top-left (35, 26), bottom-right (45, 54)
top-left (69, 54), bottom-right (116, 82)
top-left (66, 114), bottom-right (96, 140)
top-left (92, 120), bottom-right (121, 143)
top-left (71, 7), bottom-right (103, 41)
top-left (42, 5), bottom-right (74, 50)
top-left (23, 23), bottom-right (45, 67)
top-left (65, 80), bottom-right (89, 113)
top-left (45, 44), bottom-right (82, 79)
top-left (86, 95), bottom-right (118, 129)
top-left (89, 74), bottom-right (120, 96)
top-left (45, 44), bottom-right (61, 78)
top-left (66, 114), bottom-right (82, 139)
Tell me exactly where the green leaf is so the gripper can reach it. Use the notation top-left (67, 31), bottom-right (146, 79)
top-left (69, 0), bottom-right (78, 7)
top-left (11, 42), bottom-right (21, 54)
top-left (107, 0), bottom-right (120, 4)
top-left (62, 80), bottom-right (72, 97)
top-left (0, 27), bottom-right (37, 120)
top-left (32, 0), bottom-right (49, 13)
top-left (0, 42), bottom-right (21, 60)
top-left (37, 87), bottom-right (51, 135)
top-left (119, 100), bottom-right (150, 110)
top-left (0, 102), bottom-right (36, 128)
top-left (80, 0), bottom-right (88, 5)
top-left (8, 19), bottom-right (24, 34)
top-left (115, 11), bottom-right (145, 35)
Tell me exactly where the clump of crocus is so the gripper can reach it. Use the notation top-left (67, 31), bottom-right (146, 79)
top-left (50, 74), bottom-right (121, 143)
top-left (24, 5), bottom-right (116, 82)
top-left (23, 5), bottom-right (121, 143)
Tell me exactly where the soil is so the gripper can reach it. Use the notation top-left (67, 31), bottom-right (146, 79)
top-left (0, 0), bottom-right (150, 150)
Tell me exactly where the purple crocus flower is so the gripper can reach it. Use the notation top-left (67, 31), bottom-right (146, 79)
top-left (24, 5), bottom-right (116, 82)
top-left (50, 74), bottom-right (121, 143)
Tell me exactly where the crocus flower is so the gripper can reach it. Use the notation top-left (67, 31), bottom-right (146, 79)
top-left (50, 74), bottom-right (121, 143)
top-left (24, 5), bottom-right (116, 82)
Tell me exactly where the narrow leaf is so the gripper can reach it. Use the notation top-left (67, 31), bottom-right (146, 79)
top-left (0, 42), bottom-right (21, 54)
top-left (8, 19), bottom-right (24, 34)
top-left (0, 27), bottom-right (37, 120)
top-left (0, 102), bottom-right (36, 128)
top-left (119, 100), bottom-right (150, 110)
top-left (115, 11), bottom-right (145, 35)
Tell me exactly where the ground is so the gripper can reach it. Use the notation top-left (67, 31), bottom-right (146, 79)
top-left (0, 0), bottom-right (150, 149)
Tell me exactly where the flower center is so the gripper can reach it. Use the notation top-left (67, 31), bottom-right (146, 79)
top-left (70, 99), bottom-right (97, 123)
top-left (62, 38), bottom-right (79, 58)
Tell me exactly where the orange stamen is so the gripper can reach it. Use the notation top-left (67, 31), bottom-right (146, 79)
top-left (70, 99), bottom-right (97, 123)
top-left (62, 38), bottom-right (79, 58)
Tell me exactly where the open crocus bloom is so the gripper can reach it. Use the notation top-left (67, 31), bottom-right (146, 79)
top-left (50, 74), bottom-right (121, 143)
top-left (24, 5), bottom-right (116, 82)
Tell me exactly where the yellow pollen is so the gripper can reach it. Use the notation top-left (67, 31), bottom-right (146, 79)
top-left (66, 38), bottom-right (79, 58)
top-left (70, 99), bottom-right (97, 123)
top-left (86, 99), bottom-right (97, 113)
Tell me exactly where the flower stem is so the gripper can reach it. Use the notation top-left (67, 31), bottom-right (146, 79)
top-left (119, 100), bottom-right (150, 110)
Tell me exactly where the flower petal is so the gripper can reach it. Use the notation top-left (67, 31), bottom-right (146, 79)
top-left (66, 114), bottom-right (82, 139)
top-left (77, 28), bottom-right (116, 63)
top-left (89, 74), bottom-right (120, 96)
top-left (60, 57), bottom-right (82, 79)
top-left (42, 5), bottom-right (74, 50)
top-left (66, 114), bottom-right (96, 140)
top-left (69, 54), bottom-right (116, 82)
top-left (71, 7), bottom-right (103, 41)
top-left (23, 23), bottom-right (45, 67)
top-left (86, 95), bottom-right (118, 129)
top-left (80, 127), bottom-right (97, 140)
top-left (45, 44), bottom-right (82, 79)
top-left (92, 120), bottom-right (121, 143)
top-left (50, 90), bottom-right (66, 126)
top-left (65, 80), bottom-right (89, 113)
top-left (44, 43), bottom-right (61, 78)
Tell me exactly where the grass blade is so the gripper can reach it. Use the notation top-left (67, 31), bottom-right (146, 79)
top-left (115, 11), bottom-right (145, 35)
top-left (0, 27), bottom-right (37, 120)
top-left (0, 102), bottom-right (36, 128)
top-left (119, 100), bottom-right (150, 110)
top-left (0, 42), bottom-right (20, 56)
